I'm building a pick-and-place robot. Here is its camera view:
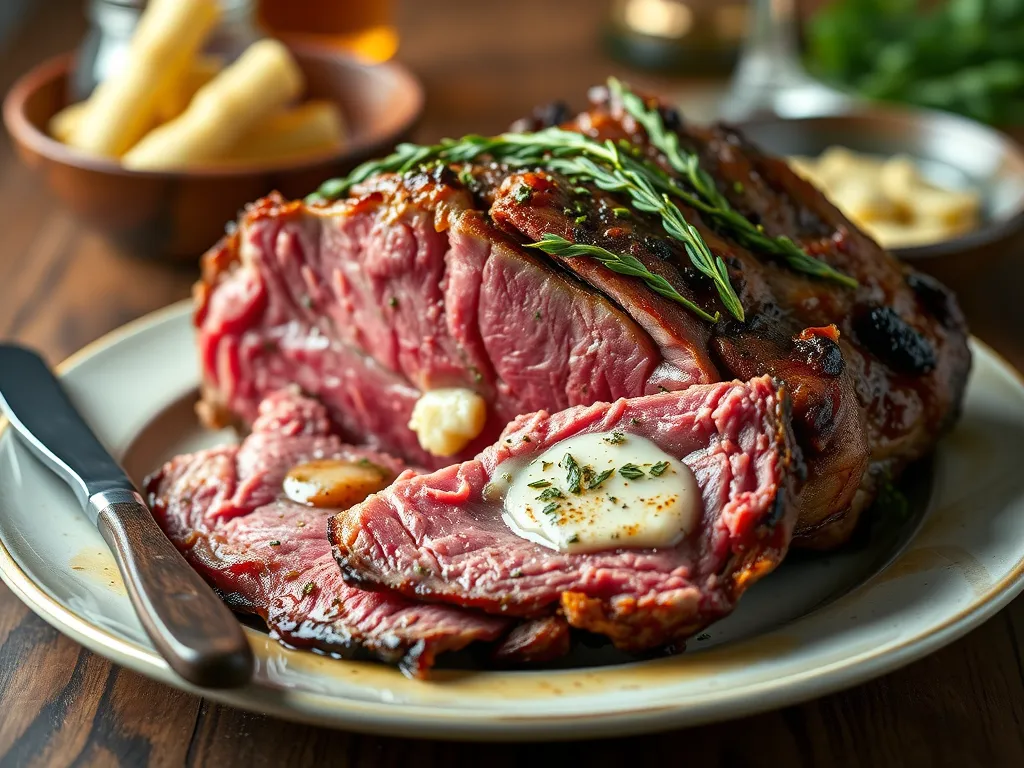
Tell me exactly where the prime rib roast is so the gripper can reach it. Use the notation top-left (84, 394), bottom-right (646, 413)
top-left (330, 376), bottom-right (797, 651)
top-left (147, 378), bottom-right (796, 670)
top-left (192, 84), bottom-right (970, 550)
top-left (145, 389), bottom-right (587, 676)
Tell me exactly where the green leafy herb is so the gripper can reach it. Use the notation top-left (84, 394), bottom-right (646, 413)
top-left (526, 235), bottom-right (719, 323)
top-left (567, 534), bottom-right (580, 544)
top-left (527, 479), bottom-right (550, 489)
top-left (309, 78), bottom-right (858, 321)
top-left (612, 206), bottom-right (632, 218)
top-left (536, 487), bottom-right (565, 501)
top-left (603, 431), bottom-right (626, 445)
top-left (269, 540), bottom-right (281, 547)
top-left (573, 214), bottom-right (587, 225)
top-left (563, 453), bottom-right (582, 494)
top-left (806, 0), bottom-right (1024, 126)
top-left (514, 183), bottom-right (533, 203)
top-left (541, 501), bottom-right (560, 516)
top-left (586, 468), bottom-right (615, 490)
top-left (302, 582), bottom-right (316, 596)
top-left (608, 77), bottom-right (857, 290)
top-left (388, 296), bottom-right (399, 308)
top-left (619, 463), bottom-right (645, 480)
top-left (649, 461), bottom-right (670, 477)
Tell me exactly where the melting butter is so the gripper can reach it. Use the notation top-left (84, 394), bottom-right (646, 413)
top-left (283, 458), bottom-right (392, 509)
top-left (501, 431), bottom-right (701, 554)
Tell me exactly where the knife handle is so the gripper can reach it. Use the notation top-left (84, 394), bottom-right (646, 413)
top-left (92, 491), bottom-right (254, 688)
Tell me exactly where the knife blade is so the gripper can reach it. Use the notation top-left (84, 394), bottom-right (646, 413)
top-left (0, 344), bottom-right (254, 688)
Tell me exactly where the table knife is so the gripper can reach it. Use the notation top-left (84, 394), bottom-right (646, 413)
top-left (0, 344), bottom-right (254, 689)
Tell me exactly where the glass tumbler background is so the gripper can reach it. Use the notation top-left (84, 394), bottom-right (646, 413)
top-left (257, 0), bottom-right (398, 62)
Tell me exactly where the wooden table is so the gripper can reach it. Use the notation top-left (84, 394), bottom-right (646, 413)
top-left (2, 1), bottom-right (1024, 765)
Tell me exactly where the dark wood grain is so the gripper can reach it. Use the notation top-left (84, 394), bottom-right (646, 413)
top-left (2, 0), bottom-right (1024, 766)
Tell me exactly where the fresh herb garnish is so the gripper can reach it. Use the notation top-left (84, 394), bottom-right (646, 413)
top-left (388, 296), bottom-right (399, 308)
top-left (527, 479), bottom-right (551, 489)
top-left (310, 77), bottom-right (857, 321)
top-left (619, 463), bottom-right (645, 480)
top-left (269, 540), bottom-right (281, 547)
top-left (608, 77), bottom-right (857, 290)
top-left (536, 487), bottom-right (565, 501)
top-left (603, 431), bottom-right (626, 445)
top-left (586, 468), bottom-right (614, 490)
top-left (563, 454), bottom-right (582, 494)
top-left (513, 183), bottom-right (533, 203)
top-left (302, 582), bottom-right (316, 596)
top-left (567, 534), bottom-right (580, 544)
top-left (649, 461), bottom-right (670, 477)
top-left (612, 206), bottom-right (631, 218)
top-left (501, 472), bottom-right (513, 482)
top-left (527, 235), bottom-right (718, 322)
top-left (541, 502), bottom-right (560, 516)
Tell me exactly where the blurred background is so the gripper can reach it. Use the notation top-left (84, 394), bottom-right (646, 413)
top-left (0, 0), bottom-right (1022, 359)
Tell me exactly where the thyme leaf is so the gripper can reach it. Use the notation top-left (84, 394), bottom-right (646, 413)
top-left (586, 468), bottom-right (614, 490)
top-left (619, 463), bottom-right (645, 480)
top-left (649, 461), bottom-right (670, 477)
top-left (536, 487), bottom-right (565, 501)
top-left (563, 454), bottom-right (582, 494)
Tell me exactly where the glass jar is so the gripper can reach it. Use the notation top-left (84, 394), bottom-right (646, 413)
top-left (71, 0), bottom-right (260, 100)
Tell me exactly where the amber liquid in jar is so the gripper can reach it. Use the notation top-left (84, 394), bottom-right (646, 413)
top-left (257, 0), bottom-right (398, 61)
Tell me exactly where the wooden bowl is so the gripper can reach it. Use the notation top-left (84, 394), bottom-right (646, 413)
top-left (738, 106), bottom-right (1024, 290)
top-left (3, 47), bottom-right (423, 263)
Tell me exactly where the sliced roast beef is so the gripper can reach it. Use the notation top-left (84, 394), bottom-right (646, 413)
top-left (146, 390), bottom-right (511, 677)
top-left (195, 85), bottom-right (970, 550)
top-left (329, 377), bottom-right (798, 651)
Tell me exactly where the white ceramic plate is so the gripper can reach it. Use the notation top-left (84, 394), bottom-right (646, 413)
top-left (2, 301), bottom-right (1024, 741)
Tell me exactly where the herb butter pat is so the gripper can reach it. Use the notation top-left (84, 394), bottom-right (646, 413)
top-left (408, 388), bottom-right (487, 457)
top-left (500, 431), bottom-right (701, 554)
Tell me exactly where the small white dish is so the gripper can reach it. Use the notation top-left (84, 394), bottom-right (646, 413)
top-left (2, 301), bottom-right (1024, 741)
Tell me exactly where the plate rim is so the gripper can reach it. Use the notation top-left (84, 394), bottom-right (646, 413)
top-left (2, 300), bottom-right (1024, 740)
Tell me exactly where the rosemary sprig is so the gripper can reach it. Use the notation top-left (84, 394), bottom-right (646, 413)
top-left (546, 153), bottom-right (743, 320)
top-left (311, 128), bottom-right (743, 321)
top-left (525, 234), bottom-right (719, 323)
top-left (608, 77), bottom-right (858, 289)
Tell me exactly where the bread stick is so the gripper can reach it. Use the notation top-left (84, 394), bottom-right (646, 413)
top-left (67, 0), bottom-right (220, 157)
top-left (48, 101), bottom-right (89, 143)
top-left (122, 39), bottom-right (305, 170)
top-left (223, 101), bottom-right (346, 163)
top-left (51, 55), bottom-right (223, 145)
top-left (157, 54), bottom-right (224, 123)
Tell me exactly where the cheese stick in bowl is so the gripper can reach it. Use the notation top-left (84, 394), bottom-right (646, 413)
top-left (123, 39), bottom-right (305, 170)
